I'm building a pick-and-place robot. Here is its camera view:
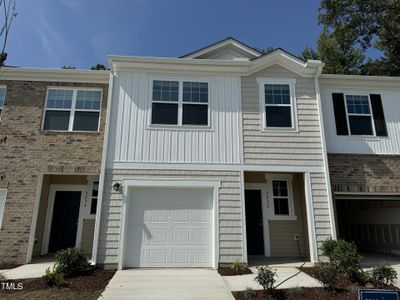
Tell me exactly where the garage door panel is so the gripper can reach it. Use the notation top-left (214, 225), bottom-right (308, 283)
top-left (125, 188), bottom-right (214, 268)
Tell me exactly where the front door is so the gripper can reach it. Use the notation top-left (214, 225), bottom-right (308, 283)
top-left (48, 191), bottom-right (81, 253)
top-left (245, 190), bottom-right (265, 255)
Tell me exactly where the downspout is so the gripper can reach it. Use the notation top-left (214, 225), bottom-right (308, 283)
top-left (91, 67), bottom-right (115, 265)
top-left (314, 66), bottom-right (337, 240)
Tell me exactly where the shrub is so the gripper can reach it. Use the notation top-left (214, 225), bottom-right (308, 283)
top-left (255, 266), bottom-right (276, 298)
top-left (370, 264), bottom-right (398, 286)
top-left (55, 247), bottom-right (90, 277)
top-left (321, 238), bottom-right (363, 280)
top-left (243, 287), bottom-right (257, 299)
top-left (42, 266), bottom-right (65, 288)
top-left (313, 263), bottom-right (338, 290)
top-left (231, 260), bottom-right (246, 272)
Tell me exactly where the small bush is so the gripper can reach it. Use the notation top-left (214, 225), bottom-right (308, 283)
top-left (255, 266), bottom-right (276, 298)
top-left (42, 266), bottom-right (65, 288)
top-left (321, 238), bottom-right (363, 280)
top-left (55, 247), bottom-right (90, 277)
top-left (231, 260), bottom-right (246, 272)
top-left (370, 264), bottom-right (398, 286)
top-left (243, 287), bottom-right (257, 299)
top-left (313, 263), bottom-right (338, 290)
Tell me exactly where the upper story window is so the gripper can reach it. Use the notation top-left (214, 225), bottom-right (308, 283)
top-left (151, 80), bottom-right (209, 126)
top-left (332, 93), bottom-right (387, 137)
top-left (257, 78), bottom-right (297, 131)
top-left (0, 87), bottom-right (6, 120)
top-left (43, 88), bottom-right (102, 132)
top-left (345, 95), bottom-right (373, 135)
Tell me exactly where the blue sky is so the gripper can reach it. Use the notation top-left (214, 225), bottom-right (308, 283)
top-left (6, 0), bottom-right (323, 69)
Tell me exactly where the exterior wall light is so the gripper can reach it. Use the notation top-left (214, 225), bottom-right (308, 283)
top-left (113, 182), bottom-right (121, 192)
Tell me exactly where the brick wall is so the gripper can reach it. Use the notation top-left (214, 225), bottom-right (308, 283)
top-left (328, 154), bottom-right (400, 193)
top-left (0, 80), bottom-right (108, 264)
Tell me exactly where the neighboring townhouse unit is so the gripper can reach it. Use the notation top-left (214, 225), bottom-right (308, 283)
top-left (0, 67), bottom-right (109, 264)
top-left (320, 75), bottom-right (400, 256)
top-left (93, 38), bottom-right (336, 269)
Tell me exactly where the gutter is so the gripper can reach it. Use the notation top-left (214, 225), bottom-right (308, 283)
top-left (314, 66), bottom-right (337, 240)
top-left (91, 69), bottom-right (115, 265)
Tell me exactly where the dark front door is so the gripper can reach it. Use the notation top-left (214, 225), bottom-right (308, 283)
top-left (245, 190), bottom-right (265, 255)
top-left (48, 191), bottom-right (81, 253)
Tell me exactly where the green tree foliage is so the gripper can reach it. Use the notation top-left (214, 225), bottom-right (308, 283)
top-left (317, 0), bottom-right (400, 75)
top-left (61, 65), bottom-right (76, 69)
top-left (91, 63), bottom-right (107, 70)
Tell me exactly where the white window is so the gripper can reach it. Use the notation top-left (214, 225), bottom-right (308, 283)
top-left (265, 174), bottom-right (296, 220)
top-left (0, 189), bottom-right (7, 226)
top-left (90, 181), bottom-right (98, 215)
top-left (0, 86), bottom-right (6, 119)
top-left (345, 94), bottom-right (374, 135)
top-left (151, 79), bottom-right (209, 126)
top-left (43, 88), bottom-right (102, 132)
top-left (272, 180), bottom-right (290, 215)
top-left (257, 78), bottom-right (297, 130)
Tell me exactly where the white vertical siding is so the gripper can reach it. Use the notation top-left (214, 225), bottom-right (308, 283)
top-left (107, 72), bottom-right (242, 164)
top-left (321, 87), bottom-right (400, 154)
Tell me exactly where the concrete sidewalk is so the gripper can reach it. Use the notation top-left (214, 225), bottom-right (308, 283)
top-left (0, 261), bottom-right (55, 280)
top-left (222, 267), bottom-right (322, 292)
top-left (99, 269), bottom-right (234, 300)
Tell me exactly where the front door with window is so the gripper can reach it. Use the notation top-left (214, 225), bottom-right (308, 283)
top-left (48, 191), bottom-right (81, 253)
top-left (245, 190), bottom-right (265, 255)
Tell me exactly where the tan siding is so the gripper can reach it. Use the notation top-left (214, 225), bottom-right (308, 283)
top-left (241, 64), bottom-right (324, 166)
top-left (80, 219), bottom-right (95, 256)
top-left (98, 169), bottom-right (243, 265)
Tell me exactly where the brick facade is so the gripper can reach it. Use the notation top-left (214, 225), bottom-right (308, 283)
top-left (328, 154), bottom-right (400, 193)
top-left (0, 80), bottom-right (108, 264)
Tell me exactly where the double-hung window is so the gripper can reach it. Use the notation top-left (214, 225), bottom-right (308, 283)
top-left (0, 86), bottom-right (6, 119)
top-left (345, 95), bottom-right (374, 135)
top-left (258, 78), bottom-right (296, 130)
top-left (43, 88), bottom-right (102, 132)
top-left (151, 79), bottom-right (209, 126)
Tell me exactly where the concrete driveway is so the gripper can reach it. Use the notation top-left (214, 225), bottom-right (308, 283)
top-left (99, 269), bottom-right (234, 300)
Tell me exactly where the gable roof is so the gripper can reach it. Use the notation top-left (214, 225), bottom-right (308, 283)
top-left (180, 37), bottom-right (263, 60)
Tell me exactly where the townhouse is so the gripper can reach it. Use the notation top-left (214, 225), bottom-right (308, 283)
top-left (0, 38), bottom-right (399, 268)
top-left (93, 38), bottom-right (335, 269)
top-left (320, 75), bottom-right (400, 256)
top-left (0, 67), bottom-right (109, 264)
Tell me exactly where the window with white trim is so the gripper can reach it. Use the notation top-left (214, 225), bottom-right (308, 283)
top-left (272, 180), bottom-right (290, 215)
top-left (0, 87), bottom-right (6, 119)
top-left (258, 78), bottom-right (296, 130)
top-left (151, 80), bottom-right (209, 126)
top-left (345, 95), bottom-right (374, 135)
top-left (90, 181), bottom-right (99, 215)
top-left (43, 88), bottom-right (102, 132)
top-left (0, 189), bottom-right (6, 226)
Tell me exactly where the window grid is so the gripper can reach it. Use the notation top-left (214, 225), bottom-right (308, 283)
top-left (262, 83), bottom-right (294, 129)
top-left (90, 181), bottom-right (99, 215)
top-left (345, 94), bottom-right (375, 136)
top-left (151, 80), bottom-right (209, 126)
top-left (43, 88), bottom-right (102, 132)
top-left (272, 180), bottom-right (290, 216)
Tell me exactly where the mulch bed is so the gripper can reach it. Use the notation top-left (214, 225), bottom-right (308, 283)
top-left (0, 269), bottom-right (116, 293)
top-left (218, 267), bottom-right (253, 276)
top-left (233, 267), bottom-right (399, 299)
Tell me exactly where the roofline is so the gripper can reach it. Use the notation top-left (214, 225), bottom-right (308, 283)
top-left (0, 67), bottom-right (109, 83)
top-left (179, 37), bottom-right (263, 59)
top-left (251, 47), bottom-right (306, 63)
top-left (108, 52), bottom-right (323, 77)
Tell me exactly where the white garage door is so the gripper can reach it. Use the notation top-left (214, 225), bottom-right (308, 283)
top-left (124, 187), bottom-right (214, 268)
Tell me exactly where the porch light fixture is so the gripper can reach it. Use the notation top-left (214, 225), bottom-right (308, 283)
top-left (113, 182), bottom-right (121, 192)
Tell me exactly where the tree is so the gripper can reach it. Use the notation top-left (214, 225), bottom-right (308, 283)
top-left (318, 0), bottom-right (400, 75)
top-left (299, 46), bottom-right (319, 61)
top-left (61, 65), bottom-right (76, 69)
top-left (90, 63), bottom-right (107, 70)
top-left (0, 0), bottom-right (17, 66)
